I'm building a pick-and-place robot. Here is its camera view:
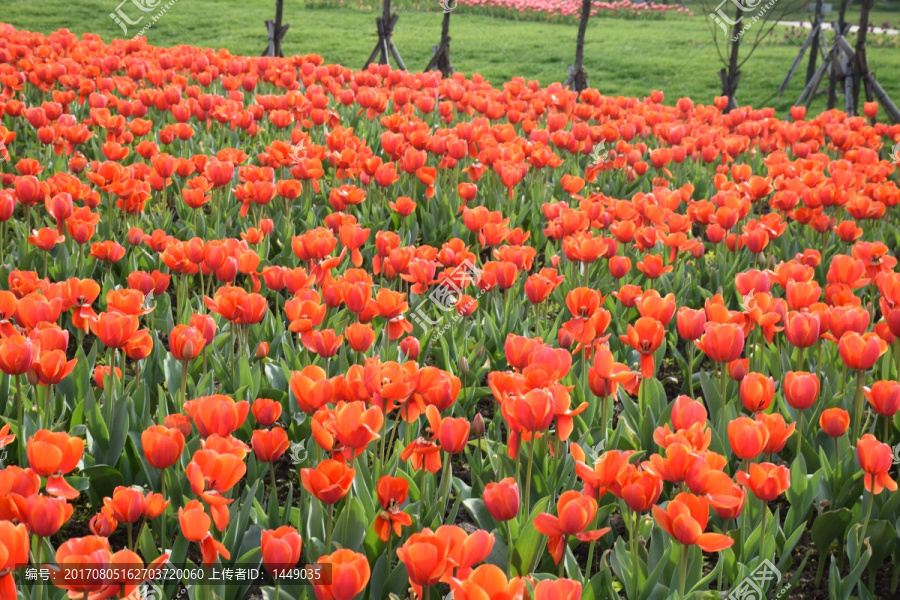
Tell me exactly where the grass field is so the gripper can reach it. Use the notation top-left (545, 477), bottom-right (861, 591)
top-left (3, 0), bottom-right (899, 114)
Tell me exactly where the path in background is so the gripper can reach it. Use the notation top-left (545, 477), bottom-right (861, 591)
top-left (776, 20), bottom-right (898, 34)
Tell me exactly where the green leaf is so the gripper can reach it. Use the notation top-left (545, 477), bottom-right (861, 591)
top-left (511, 495), bottom-right (550, 575)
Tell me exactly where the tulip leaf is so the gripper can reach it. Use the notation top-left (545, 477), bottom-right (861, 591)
top-left (462, 498), bottom-right (497, 532)
top-left (812, 509), bottom-right (852, 563)
top-left (332, 496), bottom-right (367, 552)
top-left (511, 495), bottom-right (550, 576)
top-left (369, 554), bottom-right (388, 600)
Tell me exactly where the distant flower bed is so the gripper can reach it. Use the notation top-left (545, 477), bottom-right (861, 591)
top-left (307, 0), bottom-right (692, 21)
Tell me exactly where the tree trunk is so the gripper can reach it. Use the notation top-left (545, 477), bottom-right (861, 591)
top-left (806, 0), bottom-right (824, 84)
top-left (854, 0), bottom-right (873, 114)
top-left (722, 2), bottom-right (743, 111)
top-left (828, 0), bottom-right (851, 108)
top-left (566, 0), bottom-right (592, 92)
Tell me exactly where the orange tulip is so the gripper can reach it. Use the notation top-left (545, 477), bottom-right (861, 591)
top-left (426, 405), bottom-right (470, 454)
top-left (864, 381), bottom-right (900, 417)
top-left (0, 335), bottom-right (39, 375)
top-left (301, 459), bottom-right (355, 504)
top-left (396, 529), bottom-right (453, 587)
top-left (856, 434), bottom-right (898, 494)
top-left (313, 550), bottom-right (370, 600)
top-left (103, 486), bottom-right (145, 524)
top-left (27, 430), bottom-right (84, 499)
top-left (533, 578), bottom-right (583, 600)
top-left (186, 449), bottom-right (246, 530)
top-left (183, 395), bottom-right (250, 438)
top-left (169, 324), bottom-right (206, 361)
top-left (89, 311), bottom-right (139, 349)
top-left (736, 462), bottom-right (791, 501)
top-left (676, 307), bottom-right (707, 341)
top-left (0, 522), bottom-right (29, 599)
top-left (819, 408), bottom-right (850, 437)
top-left (783, 371), bottom-right (819, 410)
top-left (483, 477), bottom-right (520, 522)
top-left (333, 401), bottom-right (384, 457)
top-left (696, 322), bottom-right (745, 363)
top-left (838, 332), bottom-right (888, 371)
top-left (783, 311), bottom-right (820, 348)
top-left (252, 427), bottom-right (290, 462)
top-left (30, 350), bottom-right (77, 386)
top-left (261, 526), bottom-right (303, 578)
top-left (290, 365), bottom-right (337, 414)
top-left (755, 412), bottom-right (795, 454)
top-left (619, 316), bottom-right (665, 378)
top-left (25, 494), bottom-right (73, 537)
top-left (739, 372), bottom-right (774, 412)
top-left (251, 397), bottom-right (282, 427)
top-left (141, 424), bottom-right (186, 470)
top-left (52, 535), bottom-right (112, 593)
top-left (178, 499), bottom-right (231, 566)
top-left (727, 416), bottom-right (769, 461)
top-left (652, 492), bottom-right (734, 551)
top-left (451, 564), bottom-right (526, 600)
top-left (534, 490), bottom-right (610, 564)
top-left (373, 475), bottom-right (412, 541)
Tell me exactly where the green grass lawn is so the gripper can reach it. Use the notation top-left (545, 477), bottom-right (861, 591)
top-left (3, 0), bottom-right (899, 115)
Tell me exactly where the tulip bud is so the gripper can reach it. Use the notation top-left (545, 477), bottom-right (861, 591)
top-left (472, 413), bottom-right (485, 438)
top-left (399, 336), bottom-right (420, 360)
top-left (256, 341), bottom-right (269, 360)
top-left (459, 355), bottom-right (469, 375)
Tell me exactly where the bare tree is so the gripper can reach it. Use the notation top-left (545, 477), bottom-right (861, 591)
top-left (262, 0), bottom-right (289, 57)
top-left (564, 0), bottom-right (593, 92)
top-left (698, 0), bottom-right (800, 111)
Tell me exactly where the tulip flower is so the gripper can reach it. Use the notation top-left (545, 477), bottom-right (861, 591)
top-left (533, 578), bottom-right (583, 600)
top-left (374, 476), bottom-right (412, 542)
top-left (25, 494), bottom-right (73, 537)
top-left (739, 372), bottom-right (775, 412)
top-left (857, 434), bottom-right (897, 495)
top-left (534, 491), bottom-right (611, 565)
top-left (178, 500), bottom-right (230, 567)
top-left (653, 492), bottom-right (733, 592)
top-left (864, 381), bottom-right (900, 440)
top-left (619, 316), bottom-right (666, 379)
top-left (314, 550), bottom-right (370, 600)
top-left (302, 459), bottom-right (355, 549)
top-left (27, 430), bottom-right (84, 499)
top-left (0, 522), bottom-right (29, 599)
top-left (727, 416), bottom-right (769, 461)
top-left (261, 526), bottom-right (303, 579)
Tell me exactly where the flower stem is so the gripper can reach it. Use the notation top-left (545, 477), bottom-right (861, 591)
top-left (523, 438), bottom-right (536, 521)
top-left (678, 544), bottom-right (689, 596)
top-left (852, 370), bottom-right (865, 442)
top-left (325, 502), bottom-right (334, 552)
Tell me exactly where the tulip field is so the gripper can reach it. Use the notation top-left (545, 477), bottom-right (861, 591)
top-left (3, 20), bottom-right (900, 600)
